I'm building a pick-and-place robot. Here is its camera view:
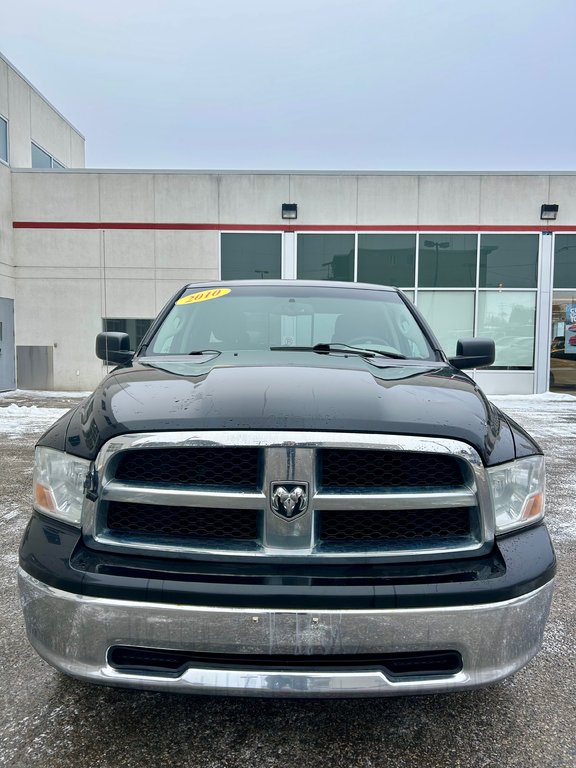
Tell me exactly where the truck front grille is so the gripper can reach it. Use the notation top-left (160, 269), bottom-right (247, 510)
top-left (319, 449), bottom-right (464, 489)
top-left (107, 501), bottom-right (259, 542)
top-left (86, 432), bottom-right (491, 561)
top-left (318, 507), bottom-right (473, 545)
top-left (115, 447), bottom-right (260, 489)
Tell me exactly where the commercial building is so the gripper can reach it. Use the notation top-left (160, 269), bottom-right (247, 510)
top-left (1, 52), bottom-right (576, 394)
top-left (0, 52), bottom-right (85, 390)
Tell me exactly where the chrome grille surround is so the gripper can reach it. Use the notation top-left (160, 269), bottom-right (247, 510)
top-left (82, 431), bottom-right (494, 561)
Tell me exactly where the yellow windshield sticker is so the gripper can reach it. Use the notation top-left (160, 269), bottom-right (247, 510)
top-left (177, 288), bottom-right (231, 305)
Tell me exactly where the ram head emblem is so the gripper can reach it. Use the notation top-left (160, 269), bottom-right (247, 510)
top-left (270, 482), bottom-right (309, 521)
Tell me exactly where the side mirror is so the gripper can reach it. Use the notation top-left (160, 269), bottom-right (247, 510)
top-left (449, 338), bottom-right (495, 370)
top-left (95, 332), bottom-right (134, 365)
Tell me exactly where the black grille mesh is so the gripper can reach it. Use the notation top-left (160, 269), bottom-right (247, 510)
top-left (320, 449), bottom-right (465, 489)
top-left (319, 507), bottom-right (472, 544)
top-left (115, 447), bottom-right (260, 489)
top-left (107, 502), bottom-right (258, 541)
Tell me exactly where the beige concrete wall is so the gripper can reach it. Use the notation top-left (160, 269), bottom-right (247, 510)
top-left (0, 163), bottom-right (14, 299)
top-left (6, 66), bottom-right (30, 167)
top-left (30, 90), bottom-right (72, 167)
top-left (0, 53), bottom-right (85, 169)
top-left (13, 228), bottom-right (100, 388)
top-left (479, 175), bottom-right (551, 226)
top-left (12, 171), bottom-right (99, 221)
top-left (418, 175), bottom-right (482, 224)
top-left (70, 130), bottom-right (85, 168)
top-left (357, 176), bottom-right (419, 224)
top-left (13, 170), bottom-right (576, 227)
top-left (15, 274), bottom-right (103, 390)
top-left (0, 57), bottom-right (9, 121)
top-left (11, 172), bottom-right (225, 388)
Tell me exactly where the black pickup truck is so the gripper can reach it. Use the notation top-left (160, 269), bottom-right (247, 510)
top-left (19, 281), bottom-right (555, 697)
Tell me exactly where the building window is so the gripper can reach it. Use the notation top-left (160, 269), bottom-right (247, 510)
top-left (550, 290), bottom-right (576, 392)
top-left (0, 116), bottom-right (7, 164)
top-left (31, 142), bottom-right (65, 169)
top-left (418, 234), bottom-right (477, 288)
top-left (477, 291), bottom-right (536, 368)
top-left (412, 233), bottom-right (538, 368)
top-left (218, 230), bottom-right (539, 371)
top-left (553, 234), bottom-right (576, 288)
top-left (417, 291), bottom-right (475, 357)
top-left (221, 233), bottom-right (282, 280)
top-left (479, 234), bottom-right (538, 288)
top-left (297, 234), bottom-right (354, 281)
top-left (103, 318), bottom-right (153, 349)
top-left (357, 234), bottom-right (416, 287)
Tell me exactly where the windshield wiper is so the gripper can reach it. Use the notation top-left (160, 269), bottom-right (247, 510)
top-left (270, 343), bottom-right (406, 359)
top-left (187, 349), bottom-right (221, 356)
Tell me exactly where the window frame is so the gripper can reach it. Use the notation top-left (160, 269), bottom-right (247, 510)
top-left (295, 230), bottom-right (417, 290)
top-left (356, 232), bottom-right (417, 288)
top-left (218, 230), bottom-right (284, 281)
top-left (414, 231), bottom-right (541, 371)
top-left (552, 233), bottom-right (576, 290)
top-left (0, 114), bottom-right (8, 166)
top-left (295, 232), bottom-right (356, 282)
top-left (416, 232), bottom-right (478, 289)
top-left (31, 140), bottom-right (65, 169)
top-left (478, 232), bottom-right (540, 289)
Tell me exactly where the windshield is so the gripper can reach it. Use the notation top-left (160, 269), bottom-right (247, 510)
top-left (146, 285), bottom-right (437, 361)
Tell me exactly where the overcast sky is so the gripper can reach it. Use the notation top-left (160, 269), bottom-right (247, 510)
top-left (2, 0), bottom-right (576, 171)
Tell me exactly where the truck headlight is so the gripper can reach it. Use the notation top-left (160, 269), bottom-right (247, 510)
top-left (33, 447), bottom-right (90, 527)
top-left (487, 455), bottom-right (545, 534)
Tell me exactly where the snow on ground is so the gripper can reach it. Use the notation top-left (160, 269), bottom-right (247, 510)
top-left (0, 390), bottom-right (87, 438)
top-left (490, 391), bottom-right (576, 412)
top-left (0, 404), bottom-right (69, 438)
top-left (491, 392), bottom-right (576, 439)
top-left (0, 389), bottom-right (91, 399)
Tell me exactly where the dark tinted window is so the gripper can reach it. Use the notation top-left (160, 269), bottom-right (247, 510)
top-left (479, 234), bottom-right (538, 288)
top-left (297, 234), bottom-right (354, 281)
top-left (358, 234), bottom-right (416, 287)
top-left (554, 235), bottom-right (576, 288)
top-left (221, 233), bottom-right (281, 280)
top-left (418, 235), bottom-right (477, 288)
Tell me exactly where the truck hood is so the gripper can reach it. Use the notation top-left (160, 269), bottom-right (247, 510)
top-left (52, 353), bottom-right (521, 465)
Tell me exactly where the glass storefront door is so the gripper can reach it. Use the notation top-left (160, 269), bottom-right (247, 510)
top-left (550, 235), bottom-right (576, 391)
top-left (550, 292), bottom-right (576, 391)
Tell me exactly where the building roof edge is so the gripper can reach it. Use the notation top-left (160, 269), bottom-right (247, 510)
top-left (8, 168), bottom-right (576, 176)
top-left (0, 50), bottom-right (85, 140)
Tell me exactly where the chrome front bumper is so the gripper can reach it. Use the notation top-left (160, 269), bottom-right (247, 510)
top-left (19, 568), bottom-right (554, 698)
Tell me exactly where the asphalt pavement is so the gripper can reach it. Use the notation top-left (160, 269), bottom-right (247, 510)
top-left (0, 390), bottom-right (575, 768)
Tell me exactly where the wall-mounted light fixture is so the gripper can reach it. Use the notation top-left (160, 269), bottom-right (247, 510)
top-left (540, 204), bottom-right (559, 220)
top-left (282, 203), bottom-right (297, 220)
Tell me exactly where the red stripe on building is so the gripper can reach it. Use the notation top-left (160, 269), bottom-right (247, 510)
top-left (12, 221), bottom-right (576, 232)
